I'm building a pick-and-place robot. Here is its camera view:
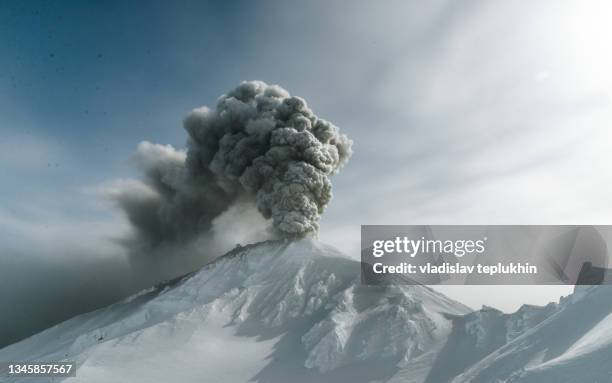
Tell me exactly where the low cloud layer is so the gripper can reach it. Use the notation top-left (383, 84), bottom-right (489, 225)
top-left (112, 81), bottom-right (352, 253)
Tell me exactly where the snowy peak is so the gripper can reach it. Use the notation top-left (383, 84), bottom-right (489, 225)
top-left (4, 239), bottom-right (612, 383)
top-left (0, 239), bottom-right (470, 383)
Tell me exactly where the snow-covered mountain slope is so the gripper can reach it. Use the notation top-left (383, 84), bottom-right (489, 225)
top-left (452, 285), bottom-right (612, 383)
top-left (425, 302), bottom-right (559, 383)
top-left (0, 239), bottom-right (471, 383)
top-left (6, 238), bottom-right (612, 383)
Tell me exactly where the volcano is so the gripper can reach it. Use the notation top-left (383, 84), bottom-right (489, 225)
top-left (0, 239), bottom-right (469, 382)
top-left (2, 239), bottom-right (612, 383)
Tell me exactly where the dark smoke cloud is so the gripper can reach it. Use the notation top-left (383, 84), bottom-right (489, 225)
top-left (113, 81), bottom-right (352, 249)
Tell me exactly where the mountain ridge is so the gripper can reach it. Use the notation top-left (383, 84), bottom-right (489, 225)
top-left (0, 239), bottom-right (470, 383)
top-left (2, 239), bottom-right (610, 383)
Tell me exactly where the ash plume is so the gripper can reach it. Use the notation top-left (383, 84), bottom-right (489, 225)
top-left (112, 81), bottom-right (352, 250)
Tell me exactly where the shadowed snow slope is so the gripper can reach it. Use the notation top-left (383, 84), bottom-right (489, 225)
top-left (425, 303), bottom-right (559, 383)
top-left (0, 239), bottom-right (470, 383)
top-left (452, 285), bottom-right (612, 383)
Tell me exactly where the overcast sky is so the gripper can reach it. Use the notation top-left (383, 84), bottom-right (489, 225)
top-left (2, 0), bottom-right (612, 345)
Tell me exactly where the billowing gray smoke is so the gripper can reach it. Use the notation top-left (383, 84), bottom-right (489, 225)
top-left (114, 81), bottom-right (352, 248)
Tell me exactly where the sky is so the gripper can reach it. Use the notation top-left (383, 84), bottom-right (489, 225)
top-left (1, 0), bottom-right (612, 346)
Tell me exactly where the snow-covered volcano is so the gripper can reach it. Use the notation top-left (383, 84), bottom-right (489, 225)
top-left (0, 239), bottom-right (470, 383)
top-left (4, 239), bottom-right (612, 383)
